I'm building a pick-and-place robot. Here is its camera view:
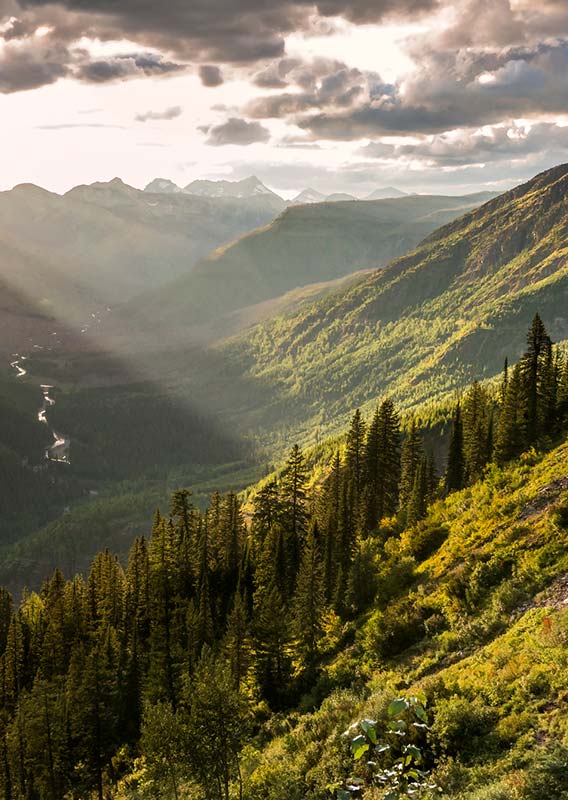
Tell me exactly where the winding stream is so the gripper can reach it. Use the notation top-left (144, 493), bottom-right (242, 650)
top-left (10, 353), bottom-right (71, 464)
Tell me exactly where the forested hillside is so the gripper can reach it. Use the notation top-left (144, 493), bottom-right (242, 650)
top-left (215, 164), bottom-right (568, 442)
top-left (1, 316), bottom-right (566, 799)
top-left (134, 192), bottom-right (495, 334)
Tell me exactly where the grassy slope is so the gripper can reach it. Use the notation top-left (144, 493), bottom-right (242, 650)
top-left (242, 439), bottom-right (568, 799)
top-left (138, 193), bottom-right (496, 330)
top-left (215, 165), bottom-right (568, 447)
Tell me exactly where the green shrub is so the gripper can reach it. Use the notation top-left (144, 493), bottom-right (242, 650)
top-left (406, 524), bottom-right (449, 561)
top-left (362, 596), bottom-right (427, 658)
top-left (431, 695), bottom-right (499, 760)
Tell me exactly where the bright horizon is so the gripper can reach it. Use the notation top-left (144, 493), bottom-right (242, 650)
top-left (3, 1), bottom-right (568, 197)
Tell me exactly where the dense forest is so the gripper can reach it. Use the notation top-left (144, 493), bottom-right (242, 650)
top-left (0, 315), bottom-right (567, 800)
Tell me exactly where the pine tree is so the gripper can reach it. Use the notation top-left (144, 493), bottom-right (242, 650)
top-left (523, 312), bottom-right (552, 444)
top-left (345, 409), bottom-right (366, 510)
top-left (280, 445), bottom-right (308, 586)
top-left (253, 584), bottom-right (292, 708)
top-left (445, 402), bottom-right (465, 493)
top-left (292, 521), bottom-right (325, 677)
top-left (495, 363), bottom-right (527, 463)
top-left (252, 481), bottom-right (281, 545)
top-left (363, 399), bottom-right (400, 530)
top-left (223, 593), bottom-right (252, 691)
top-left (462, 381), bottom-right (492, 481)
top-left (399, 419), bottom-right (424, 524)
top-left (147, 519), bottom-right (180, 706)
top-left (407, 456), bottom-right (429, 526)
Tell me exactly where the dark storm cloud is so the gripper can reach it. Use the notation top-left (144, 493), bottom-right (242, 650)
top-left (203, 117), bottom-right (270, 146)
top-left (135, 105), bottom-right (183, 122)
top-left (198, 65), bottom-right (224, 87)
top-left (12, 0), bottom-right (441, 58)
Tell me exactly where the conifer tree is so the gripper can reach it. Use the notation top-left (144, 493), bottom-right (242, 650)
top-left (148, 519), bottom-right (180, 706)
top-left (524, 312), bottom-right (552, 444)
top-left (280, 445), bottom-right (308, 585)
top-left (363, 399), bottom-right (400, 530)
top-left (407, 456), bottom-right (429, 526)
top-left (253, 584), bottom-right (292, 708)
top-left (399, 419), bottom-right (424, 524)
top-left (252, 481), bottom-right (281, 545)
top-left (293, 521), bottom-right (325, 676)
top-left (346, 409), bottom-right (366, 509)
top-left (223, 593), bottom-right (252, 691)
top-left (495, 363), bottom-right (527, 463)
top-left (462, 381), bottom-right (492, 481)
top-left (445, 402), bottom-right (465, 493)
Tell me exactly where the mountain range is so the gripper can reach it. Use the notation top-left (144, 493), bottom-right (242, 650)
top-left (131, 191), bottom-right (496, 339)
top-left (0, 177), bottom-right (285, 340)
top-left (144, 175), bottom-right (409, 204)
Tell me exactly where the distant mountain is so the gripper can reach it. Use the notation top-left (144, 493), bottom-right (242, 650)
top-left (131, 191), bottom-right (497, 338)
top-left (291, 188), bottom-right (326, 204)
top-left (366, 186), bottom-right (408, 200)
top-left (326, 192), bottom-right (358, 202)
top-left (0, 178), bottom-right (284, 320)
top-left (144, 175), bottom-right (283, 203)
top-left (291, 188), bottom-right (358, 204)
top-left (217, 164), bottom-right (568, 440)
top-left (184, 175), bottom-right (281, 200)
top-left (143, 178), bottom-right (182, 194)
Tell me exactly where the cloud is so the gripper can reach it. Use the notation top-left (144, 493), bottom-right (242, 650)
top-left (243, 38), bottom-right (568, 140)
top-left (198, 64), bottom-right (223, 87)
top-left (135, 105), bottom-right (183, 122)
top-left (360, 122), bottom-right (568, 168)
top-left (36, 122), bottom-right (126, 129)
top-left (76, 53), bottom-right (184, 83)
top-left (0, 0), bottom-right (441, 93)
top-left (203, 117), bottom-right (270, 146)
top-left (0, 38), bottom-right (70, 91)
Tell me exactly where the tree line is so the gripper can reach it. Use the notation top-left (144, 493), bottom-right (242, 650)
top-left (0, 314), bottom-right (566, 799)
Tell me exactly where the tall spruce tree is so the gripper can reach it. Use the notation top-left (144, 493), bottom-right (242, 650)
top-left (399, 419), bottom-right (424, 524)
top-left (445, 402), bottom-right (465, 493)
top-left (293, 521), bottom-right (325, 677)
top-left (363, 399), bottom-right (400, 530)
top-left (280, 445), bottom-right (308, 586)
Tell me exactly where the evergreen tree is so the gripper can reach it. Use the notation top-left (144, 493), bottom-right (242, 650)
top-left (253, 584), bottom-right (292, 708)
top-left (462, 381), bottom-right (492, 481)
top-left (363, 399), bottom-right (400, 530)
top-left (252, 481), bottom-right (281, 545)
top-left (407, 456), bottom-right (429, 527)
top-left (223, 593), bottom-right (252, 691)
top-left (523, 312), bottom-right (552, 444)
top-left (292, 521), bottom-right (325, 677)
top-left (495, 363), bottom-right (527, 464)
top-left (399, 419), bottom-right (424, 524)
top-left (280, 445), bottom-right (308, 586)
top-left (345, 409), bottom-right (366, 510)
top-left (445, 402), bottom-right (465, 493)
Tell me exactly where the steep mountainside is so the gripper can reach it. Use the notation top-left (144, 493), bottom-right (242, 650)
top-left (213, 164), bottom-right (568, 441)
top-left (134, 192), bottom-right (496, 334)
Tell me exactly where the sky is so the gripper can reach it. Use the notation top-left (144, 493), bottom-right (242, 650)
top-left (2, 0), bottom-right (568, 197)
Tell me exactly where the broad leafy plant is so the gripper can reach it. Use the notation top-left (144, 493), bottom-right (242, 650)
top-left (339, 694), bottom-right (438, 799)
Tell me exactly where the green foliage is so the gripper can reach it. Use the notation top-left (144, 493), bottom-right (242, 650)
top-left (342, 696), bottom-right (437, 799)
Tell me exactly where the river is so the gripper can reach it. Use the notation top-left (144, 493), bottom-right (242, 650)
top-left (10, 353), bottom-right (71, 464)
